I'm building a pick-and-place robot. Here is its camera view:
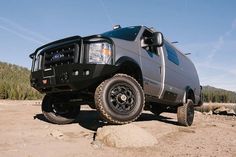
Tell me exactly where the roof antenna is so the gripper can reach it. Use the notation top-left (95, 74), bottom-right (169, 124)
top-left (99, 0), bottom-right (114, 26)
top-left (171, 41), bottom-right (179, 44)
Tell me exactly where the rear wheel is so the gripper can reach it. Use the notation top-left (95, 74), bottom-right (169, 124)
top-left (95, 74), bottom-right (145, 124)
top-left (42, 95), bottom-right (80, 124)
top-left (177, 99), bottom-right (194, 126)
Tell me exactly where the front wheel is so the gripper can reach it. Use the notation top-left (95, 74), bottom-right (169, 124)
top-left (42, 95), bottom-right (80, 125)
top-left (95, 74), bottom-right (145, 124)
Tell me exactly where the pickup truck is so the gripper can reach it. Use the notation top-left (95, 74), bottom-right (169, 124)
top-left (30, 25), bottom-right (202, 126)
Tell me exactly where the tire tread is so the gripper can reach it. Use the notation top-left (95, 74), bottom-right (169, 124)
top-left (177, 99), bottom-right (194, 126)
top-left (42, 95), bottom-right (80, 125)
top-left (95, 73), bottom-right (145, 124)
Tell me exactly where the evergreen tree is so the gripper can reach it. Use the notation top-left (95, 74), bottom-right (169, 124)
top-left (0, 61), bottom-right (42, 100)
top-left (202, 85), bottom-right (236, 103)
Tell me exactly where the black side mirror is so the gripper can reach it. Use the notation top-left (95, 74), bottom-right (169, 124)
top-left (152, 32), bottom-right (164, 47)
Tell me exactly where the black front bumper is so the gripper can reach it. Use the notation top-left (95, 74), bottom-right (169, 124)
top-left (30, 64), bottom-right (119, 94)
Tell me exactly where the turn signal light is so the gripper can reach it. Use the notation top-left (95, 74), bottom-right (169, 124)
top-left (42, 79), bottom-right (48, 84)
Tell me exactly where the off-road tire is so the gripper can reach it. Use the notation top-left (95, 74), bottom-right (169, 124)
top-left (177, 99), bottom-right (194, 126)
top-left (95, 74), bottom-right (145, 124)
top-left (42, 95), bottom-right (80, 125)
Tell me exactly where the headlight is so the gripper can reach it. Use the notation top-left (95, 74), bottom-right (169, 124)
top-left (33, 55), bottom-right (42, 71)
top-left (88, 42), bottom-right (112, 64)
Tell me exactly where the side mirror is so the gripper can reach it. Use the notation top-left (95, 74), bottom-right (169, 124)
top-left (152, 32), bottom-right (164, 47)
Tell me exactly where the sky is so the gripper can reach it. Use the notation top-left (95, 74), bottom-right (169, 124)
top-left (0, 0), bottom-right (236, 91)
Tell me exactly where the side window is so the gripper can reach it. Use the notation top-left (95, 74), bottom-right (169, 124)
top-left (141, 29), bottom-right (159, 55)
top-left (165, 42), bottom-right (179, 65)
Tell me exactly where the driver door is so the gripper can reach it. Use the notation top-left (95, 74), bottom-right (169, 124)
top-left (140, 29), bottom-right (164, 97)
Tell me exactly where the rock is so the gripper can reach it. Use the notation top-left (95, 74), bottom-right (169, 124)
top-left (212, 106), bottom-right (236, 116)
top-left (203, 110), bottom-right (213, 115)
top-left (227, 109), bottom-right (236, 116)
top-left (50, 129), bottom-right (64, 140)
top-left (95, 124), bottom-right (157, 148)
top-left (213, 106), bottom-right (228, 115)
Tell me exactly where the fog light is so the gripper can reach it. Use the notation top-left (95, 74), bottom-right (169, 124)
top-left (83, 70), bottom-right (90, 76)
top-left (73, 70), bottom-right (79, 76)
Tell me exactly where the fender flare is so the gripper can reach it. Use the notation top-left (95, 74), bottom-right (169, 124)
top-left (115, 56), bottom-right (143, 87)
top-left (183, 86), bottom-right (195, 104)
top-left (115, 56), bottom-right (139, 67)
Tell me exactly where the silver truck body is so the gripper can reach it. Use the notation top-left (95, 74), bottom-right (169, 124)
top-left (111, 26), bottom-right (201, 106)
top-left (30, 25), bottom-right (202, 125)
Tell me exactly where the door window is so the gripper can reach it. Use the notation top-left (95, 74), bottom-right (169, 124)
top-left (141, 29), bottom-right (159, 55)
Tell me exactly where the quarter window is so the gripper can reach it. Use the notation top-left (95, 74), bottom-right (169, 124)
top-left (165, 42), bottom-right (179, 65)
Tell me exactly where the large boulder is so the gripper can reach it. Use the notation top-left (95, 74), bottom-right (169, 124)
top-left (95, 124), bottom-right (157, 148)
top-left (227, 109), bottom-right (236, 116)
top-left (213, 106), bottom-right (228, 115)
top-left (213, 106), bottom-right (236, 116)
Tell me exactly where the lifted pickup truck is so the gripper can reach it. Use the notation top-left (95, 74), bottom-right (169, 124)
top-left (30, 25), bottom-right (202, 126)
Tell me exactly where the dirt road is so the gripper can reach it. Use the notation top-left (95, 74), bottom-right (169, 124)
top-left (0, 100), bottom-right (235, 157)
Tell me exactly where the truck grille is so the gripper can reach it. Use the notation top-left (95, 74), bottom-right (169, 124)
top-left (44, 43), bottom-right (79, 68)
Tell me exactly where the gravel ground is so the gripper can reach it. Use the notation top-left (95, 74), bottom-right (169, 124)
top-left (0, 100), bottom-right (235, 157)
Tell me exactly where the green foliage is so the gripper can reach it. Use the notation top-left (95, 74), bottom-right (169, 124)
top-left (202, 86), bottom-right (236, 103)
top-left (1, 60), bottom-right (235, 102)
top-left (0, 61), bottom-right (42, 100)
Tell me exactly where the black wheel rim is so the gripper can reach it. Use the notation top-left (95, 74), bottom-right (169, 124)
top-left (108, 83), bottom-right (136, 115)
top-left (51, 103), bottom-right (75, 118)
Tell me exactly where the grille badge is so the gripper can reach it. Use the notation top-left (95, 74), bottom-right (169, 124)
top-left (52, 53), bottom-right (64, 61)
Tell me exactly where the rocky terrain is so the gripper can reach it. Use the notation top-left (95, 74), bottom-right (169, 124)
top-left (0, 100), bottom-right (235, 157)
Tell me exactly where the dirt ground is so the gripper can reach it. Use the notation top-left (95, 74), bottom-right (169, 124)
top-left (0, 100), bottom-right (235, 157)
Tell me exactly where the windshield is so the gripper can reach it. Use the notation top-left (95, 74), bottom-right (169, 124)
top-left (102, 26), bottom-right (141, 41)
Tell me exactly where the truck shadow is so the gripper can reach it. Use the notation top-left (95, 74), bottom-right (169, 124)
top-left (137, 113), bottom-right (179, 125)
top-left (33, 110), bottom-right (104, 131)
top-left (34, 110), bottom-right (179, 131)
